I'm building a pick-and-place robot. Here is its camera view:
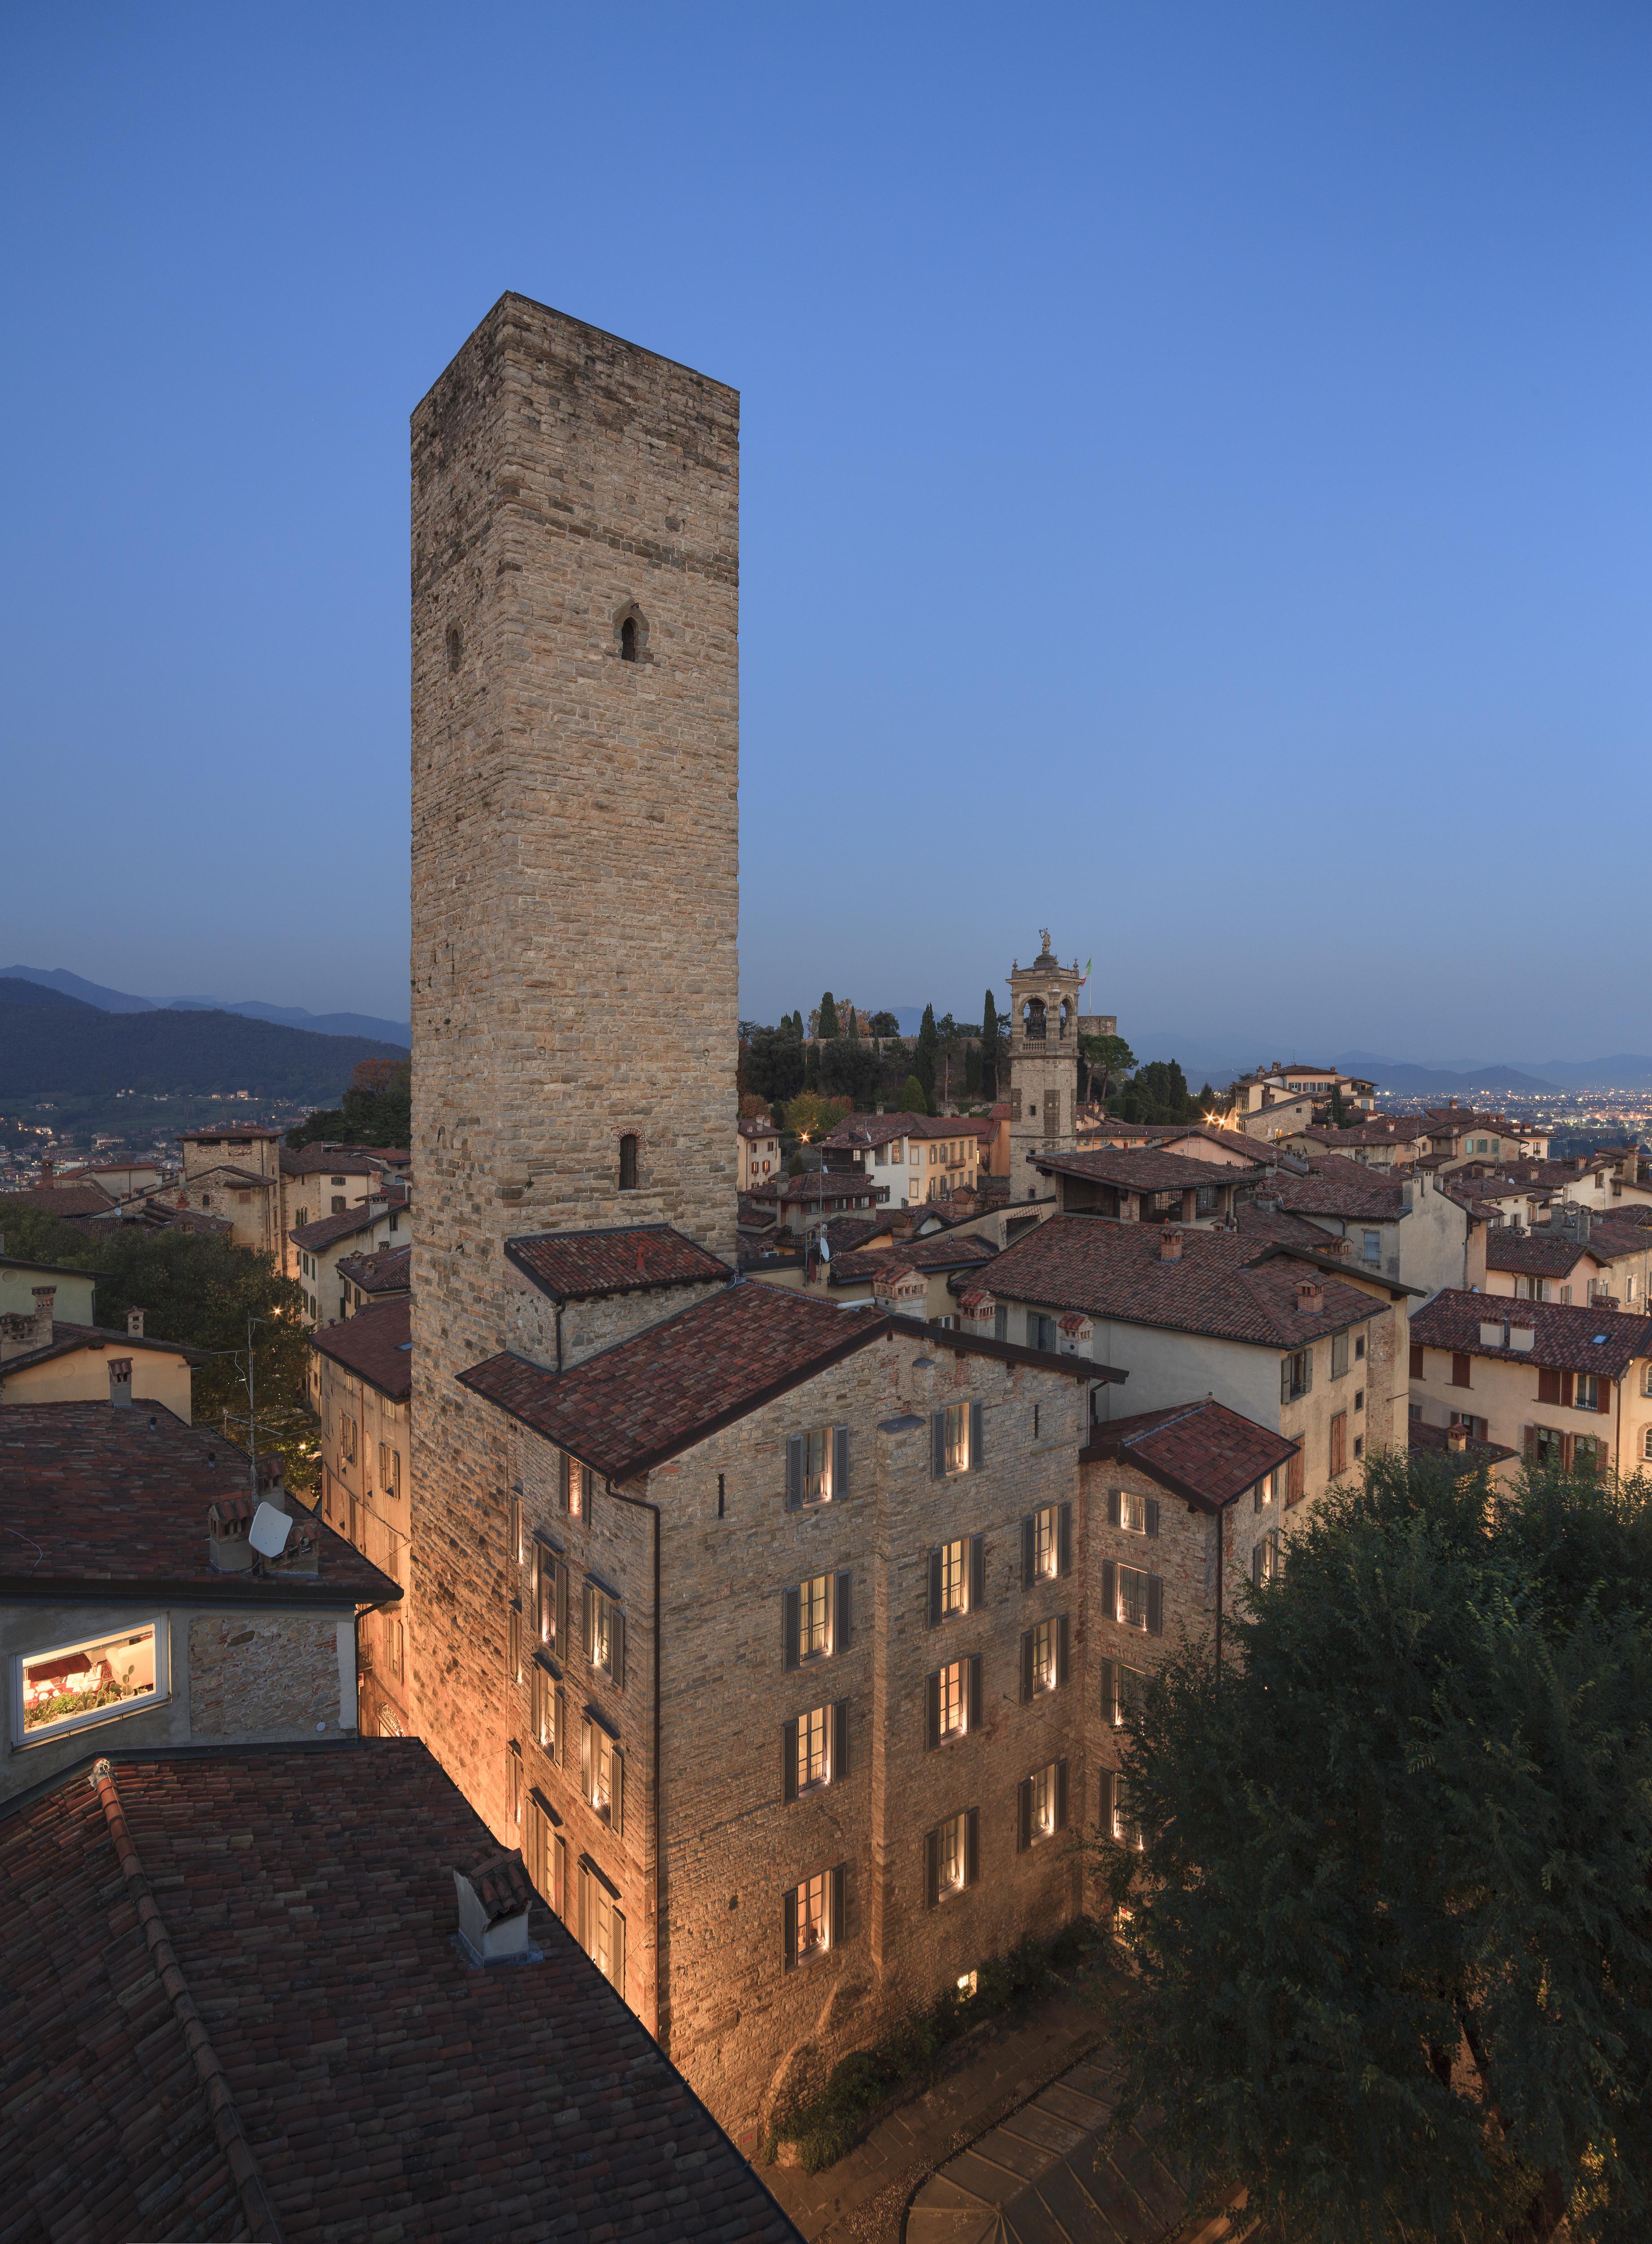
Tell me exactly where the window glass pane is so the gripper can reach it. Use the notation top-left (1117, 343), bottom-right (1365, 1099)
top-left (944, 1403), bottom-right (967, 1473)
top-left (1035, 1505), bottom-right (1056, 1576)
top-left (940, 1540), bottom-right (966, 1616)
top-left (801, 1574), bottom-right (832, 1657)
top-left (798, 1705), bottom-right (830, 1789)
top-left (939, 1660), bottom-right (965, 1736)
top-left (803, 1427), bottom-right (830, 1503)
top-left (1119, 1489), bottom-right (1147, 1533)
top-left (940, 1812), bottom-right (965, 1891)
top-left (1117, 1565), bottom-right (1149, 1629)
top-left (798, 1871), bottom-right (829, 1959)
top-left (1032, 1618), bottom-right (1053, 1690)
top-left (21, 1623), bottom-right (160, 1736)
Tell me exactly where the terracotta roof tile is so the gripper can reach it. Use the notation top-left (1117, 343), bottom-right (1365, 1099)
top-left (309, 1296), bottom-right (412, 1401)
top-left (506, 1223), bottom-right (732, 1302)
top-left (278, 1144), bottom-right (384, 1176)
top-left (336, 1241), bottom-right (412, 1293)
top-left (0, 1402), bottom-right (395, 1601)
top-left (1410, 1289), bottom-right (1652, 1379)
top-left (1407, 1418), bottom-right (1519, 1469)
top-left (777, 1171), bottom-right (889, 1206)
top-left (1082, 1398), bottom-right (1300, 1507)
top-left (289, 1201), bottom-right (394, 1251)
top-left (0, 1746), bottom-right (800, 2243)
top-left (982, 1215), bottom-right (1389, 1349)
top-left (461, 1283), bottom-right (888, 1481)
top-left (0, 1180), bottom-right (119, 1218)
top-left (1484, 1233), bottom-right (1596, 1276)
top-left (830, 1235), bottom-right (998, 1284)
top-left (1032, 1146), bottom-right (1264, 1191)
top-left (1273, 1157), bottom-right (1409, 1220)
top-left (0, 1319), bottom-right (204, 1382)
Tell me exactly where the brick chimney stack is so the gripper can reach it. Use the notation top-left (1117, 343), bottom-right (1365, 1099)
top-left (1296, 1279), bottom-right (1323, 1313)
top-left (1446, 1423), bottom-right (1468, 1453)
top-left (1159, 1227), bottom-right (1183, 1262)
top-left (30, 1286), bottom-right (54, 1347)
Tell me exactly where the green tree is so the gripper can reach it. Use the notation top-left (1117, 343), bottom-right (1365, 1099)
top-left (817, 991), bottom-right (840, 1040)
top-left (1331, 1082), bottom-right (1348, 1126)
top-left (777, 1090), bottom-right (848, 1141)
top-left (742, 1022), bottom-right (806, 1105)
top-left (0, 1205), bottom-right (317, 1495)
top-left (1079, 1031), bottom-right (1135, 1107)
top-left (914, 1004), bottom-right (939, 1108)
top-left (897, 1074), bottom-right (929, 1115)
top-left (286, 1058), bottom-right (411, 1150)
top-left (818, 1038), bottom-right (882, 1105)
top-left (1098, 1454), bottom-right (1652, 2244)
top-left (867, 1011), bottom-right (900, 1039)
top-left (1115, 1057), bottom-right (1200, 1124)
top-left (981, 989), bottom-right (1001, 1101)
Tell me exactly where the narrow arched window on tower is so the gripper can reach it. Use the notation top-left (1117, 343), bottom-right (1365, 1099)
top-left (620, 616), bottom-right (638, 662)
top-left (618, 1134), bottom-right (639, 1191)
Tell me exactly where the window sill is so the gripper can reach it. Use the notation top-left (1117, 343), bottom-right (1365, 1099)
top-left (13, 1690), bottom-right (172, 1753)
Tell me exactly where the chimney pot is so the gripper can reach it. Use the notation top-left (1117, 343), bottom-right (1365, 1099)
top-left (31, 1285), bottom-right (55, 1346)
top-left (109, 1357), bottom-right (133, 1407)
top-left (1296, 1279), bottom-right (1323, 1312)
top-left (452, 1848), bottom-right (538, 1968)
top-left (1159, 1227), bottom-right (1183, 1262)
top-left (1446, 1423), bottom-right (1468, 1452)
top-left (127, 1308), bottom-right (145, 1339)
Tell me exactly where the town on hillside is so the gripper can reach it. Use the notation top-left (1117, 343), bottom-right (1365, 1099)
top-left (7, 292), bottom-right (1650, 2243)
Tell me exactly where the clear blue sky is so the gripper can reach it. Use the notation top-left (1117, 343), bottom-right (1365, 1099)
top-left (3, 5), bottom-right (1648, 1066)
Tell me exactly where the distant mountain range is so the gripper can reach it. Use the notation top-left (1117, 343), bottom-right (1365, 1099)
top-left (0, 965), bottom-right (411, 1048)
top-left (0, 978), bottom-right (407, 1101)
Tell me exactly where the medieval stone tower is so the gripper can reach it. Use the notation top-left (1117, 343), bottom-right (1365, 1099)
top-left (1007, 931), bottom-right (1080, 1193)
top-left (408, 294), bottom-right (740, 1806)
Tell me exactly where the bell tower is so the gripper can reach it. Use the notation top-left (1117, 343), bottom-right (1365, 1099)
top-left (1008, 930), bottom-right (1080, 1197)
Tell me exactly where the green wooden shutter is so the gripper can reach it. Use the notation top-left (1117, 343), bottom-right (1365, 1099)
top-left (925, 1671), bottom-right (941, 1749)
top-left (968, 1534), bottom-right (985, 1611)
top-left (1100, 1657), bottom-right (1117, 1726)
top-left (969, 1399), bottom-right (984, 1469)
top-left (834, 1424), bottom-right (851, 1495)
top-left (1019, 1630), bottom-right (1033, 1703)
top-left (1106, 1488), bottom-right (1121, 1527)
top-left (581, 1581), bottom-right (593, 1657)
top-left (1058, 1502), bottom-right (1072, 1575)
top-left (580, 1716), bottom-right (592, 1806)
top-left (1017, 1777), bottom-right (1032, 1853)
top-left (611, 1748), bottom-right (624, 1840)
top-left (1144, 1498), bottom-right (1160, 1539)
top-left (782, 1586), bottom-right (801, 1671)
top-left (966, 1653), bottom-right (982, 1730)
top-left (832, 1698), bottom-right (849, 1780)
top-left (785, 1434), bottom-right (803, 1510)
top-left (1054, 1758), bottom-right (1069, 1831)
top-left (1021, 1515), bottom-right (1035, 1590)
top-left (559, 1450), bottom-right (570, 1512)
top-left (610, 1907), bottom-right (626, 2002)
top-left (611, 1607), bottom-right (625, 1692)
top-left (1056, 1613), bottom-right (1069, 1687)
top-left (924, 1828), bottom-right (939, 1909)
top-left (782, 1885), bottom-right (798, 1972)
top-left (964, 1807), bottom-right (979, 1886)
top-left (782, 1719), bottom-right (798, 1803)
top-left (1101, 1559), bottom-right (1116, 1620)
top-left (931, 1411), bottom-right (946, 1477)
top-left (1099, 1767), bottom-right (1116, 1838)
top-left (830, 1863), bottom-right (847, 1947)
top-left (1147, 1574), bottom-right (1164, 1636)
top-left (553, 1684), bottom-right (565, 1768)
top-left (834, 1569), bottom-right (853, 1650)
top-left (928, 1549), bottom-right (942, 1626)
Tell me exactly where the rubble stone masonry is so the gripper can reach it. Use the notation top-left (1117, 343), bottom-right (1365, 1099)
top-left (186, 1613), bottom-right (343, 1738)
top-left (409, 298), bottom-right (740, 1833)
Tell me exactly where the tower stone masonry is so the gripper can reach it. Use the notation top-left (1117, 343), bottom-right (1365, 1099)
top-left (408, 295), bottom-right (740, 1815)
top-left (1008, 931), bottom-right (1081, 1195)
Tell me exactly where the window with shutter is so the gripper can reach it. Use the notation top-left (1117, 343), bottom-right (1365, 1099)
top-left (930, 1412), bottom-right (947, 1478)
top-left (968, 1534), bottom-right (984, 1610)
top-left (834, 1569), bottom-right (853, 1650)
top-left (1332, 1330), bottom-right (1349, 1379)
top-left (1286, 1448), bottom-right (1304, 1506)
top-left (1022, 1759), bottom-right (1063, 1846)
top-left (1450, 1354), bottom-right (1472, 1389)
top-left (795, 1574), bottom-right (831, 1661)
top-left (506, 1740), bottom-right (523, 1831)
top-left (969, 1398), bottom-right (984, 1470)
top-left (932, 1539), bottom-right (968, 1622)
top-left (1329, 1411), bottom-right (1347, 1477)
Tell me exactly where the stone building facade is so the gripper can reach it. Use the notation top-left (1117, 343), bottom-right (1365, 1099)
top-left (311, 1297), bottom-right (412, 1738)
top-left (409, 295), bottom-right (739, 1841)
top-left (1008, 935), bottom-right (1080, 1195)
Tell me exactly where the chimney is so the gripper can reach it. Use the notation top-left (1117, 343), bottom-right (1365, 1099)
top-left (207, 1492), bottom-right (257, 1571)
top-left (1446, 1423), bottom-right (1468, 1453)
top-left (109, 1357), bottom-right (133, 1408)
top-left (30, 1285), bottom-right (54, 1348)
top-left (452, 1847), bottom-right (538, 1968)
top-left (39, 1154), bottom-right (53, 1184)
top-left (1159, 1227), bottom-right (1183, 1262)
top-left (127, 1308), bottom-right (145, 1339)
top-left (1296, 1280), bottom-right (1323, 1313)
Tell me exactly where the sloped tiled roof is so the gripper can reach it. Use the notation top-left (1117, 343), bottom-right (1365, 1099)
top-left (0, 1181), bottom-right (119, 1219)
top-left (1082, 1399), bottom-right (1300, 1509)
top-left (1234, 1201), bottom-right (1342, 1252)
top-left (1274, 1157), bottom-right (1409, 1221)
top-left (309, 1296), bottom-right (412, 1401)
top-left (1031, 1147), bottom-right (1262, 1192)
top-left (0, 1320), bottom-right (204, 1383)
top-left (1410, 1289), bottom-right (1652, 1379)
top-left (1484, 1233), bottom-right (1597, 1277)
top-left (778, 1171), bottom-right (886, 1205)
top-left (1139, 1124), bottom-right (1278, 1161)
top-left (1407, 1418), bottom-right (1519, 1470)
top-left (336, 1241), bottom-right (412, 1295)
top-left (461, 1284), bottom-right (888, 1481)
top-left (290, 1201), bottom-right (394, 1252)
top-left (505, 1224), bottom-right (732, 1303)
top-left (0, 1746), bottom-right (800, 2244)
top-left (279, 1144), bottom-right (384, 1177)
top-left (820, 1113), bottom-right (978, 1150)
top-left (982, 1216), bottom-right (1388, 1349)
top-left (831, 1235), bottom-right (999, 1284)
top-left (0, 1402), bottom-right (395, 1601)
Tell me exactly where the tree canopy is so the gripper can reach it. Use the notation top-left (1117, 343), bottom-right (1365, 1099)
top-left (286, 1058), bottom-right (410, 1150)
top-left (816, 991), bottom-right (840, 1040)
top-left (914, 1004), bottom-right (939, 1105)
top-left (1079, 1031), bottom-right (1135, 1106)
top-left (1111, 1056), bottom-right (1202, 1124)
top-left (897, 1074), bottom-right (929, 1115)
top-left (1099, 1453), bottom-right (1652, 2244)
top-left (981, 990), bottom-right (1001, 1100)
top-left (0, 1204), bottom-right (316, 1493)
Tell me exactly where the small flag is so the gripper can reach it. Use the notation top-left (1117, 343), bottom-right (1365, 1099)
top-left (1082, 957), bottom-right (1092, 985)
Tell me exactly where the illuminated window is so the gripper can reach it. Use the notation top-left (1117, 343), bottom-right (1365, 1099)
top-left (1032, 1504), bottom-right (1060, 1579)
top-left (938, 1539), bottom-right (967, 1618)
top-left (944, 1403), bottom-right (968, 1474)
top-left (800, 1573), bottom-right (832, 1659)
top-left (1116, 1563), bottom-right (1152, 1629)
top-left (797, 1705), bottom-right (831, 1792)
top-left (14, 1622), bottom-right (166, 1744)
top-left (1029, 1617), bottom-right (1057, 1693)
top-left (797, 1871), bottom-right (829, 1960)
top-left (1102, 1658), bottom-right (1148, 1728)
top-left (937, 1659), bottom-right (966, 1739)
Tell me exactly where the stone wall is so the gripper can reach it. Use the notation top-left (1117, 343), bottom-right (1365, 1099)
top-left (409, 294), bottom-right (741, 1836)
top-left (490, 1327), bottom-right (1093, 2137)
top-left (187, 1613), bottom-right (342, 1737)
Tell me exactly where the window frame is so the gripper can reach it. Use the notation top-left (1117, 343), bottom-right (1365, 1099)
top-left (12, 1617), bottom-right (171, 1748)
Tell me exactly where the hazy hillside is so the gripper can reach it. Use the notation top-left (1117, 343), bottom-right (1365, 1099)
top-left (0, 980), bottom-right (405, 1100)
top-left (0, 964), bottom-right (411, 1046)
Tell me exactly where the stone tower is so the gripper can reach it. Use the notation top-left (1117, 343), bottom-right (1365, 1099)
top-left (1007, 930), bottom-right (1080, 1196)
top-left (408, 295), bottom-right (740, 1809)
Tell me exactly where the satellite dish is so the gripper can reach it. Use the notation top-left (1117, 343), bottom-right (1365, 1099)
top-left (819, 1236), bottom-right (831, 1262)
top-left (249, 1502), bottom-right (293, 1558)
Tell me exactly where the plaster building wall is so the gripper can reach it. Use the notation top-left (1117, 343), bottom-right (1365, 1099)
top-left (487, 1331), bottom-right (1092, 2138)
top-left (409, 295), bottom-right (741, 1828)
top-left (315, 1355), bottom-right (411, 1736)
top-left (0, 1267), bottom-right (96, 1323)
top-left (0, 1349), bottom-right (192, 1417)
top-left (1411, 1345), bottom-right (1652, 1476)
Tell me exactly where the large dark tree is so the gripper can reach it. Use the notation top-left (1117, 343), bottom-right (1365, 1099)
top-left (286, 1058), bottom-right (411, 1149)
top-left (742, 1023), bottom-right (806, 1106)
top-left (1079, 1031), bottom-right (1135, 1107)
top-left (817, 1038), bottom-right (881, 1105)
top-left (1113, 1057), bottom-right (1200, 1124)
top-left (981, 989), bottom-right (1001, 1101)
top-left (1098, 1454), bottom-right (1652, 2244)
top-left (914, 1004), bottom-right (939, 1108)
top-left (817, 991), bottom-right (840, 1040)
top-left (0, 1205), bottom-right (316, 1495)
